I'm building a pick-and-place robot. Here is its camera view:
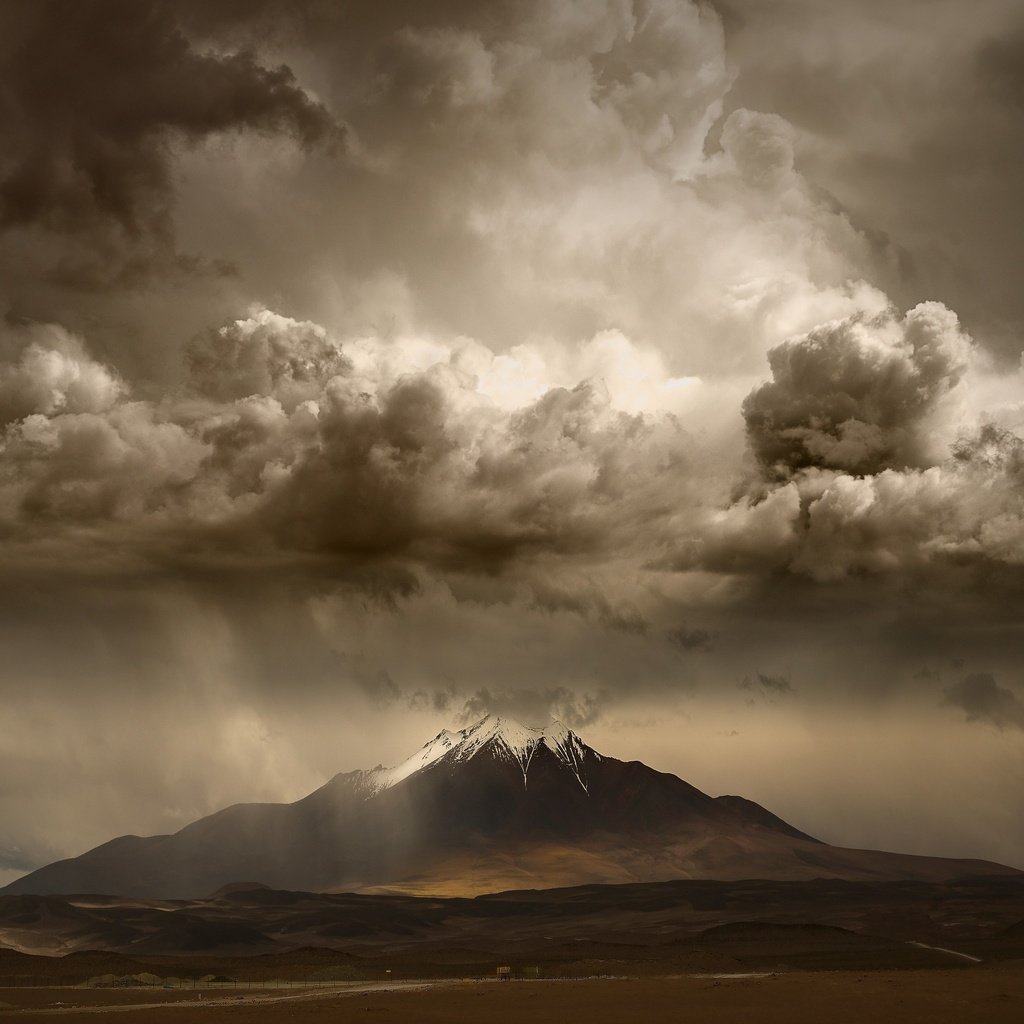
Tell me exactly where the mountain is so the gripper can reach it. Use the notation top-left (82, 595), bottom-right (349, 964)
top-left (3, 715), bottom-right (1018, 899)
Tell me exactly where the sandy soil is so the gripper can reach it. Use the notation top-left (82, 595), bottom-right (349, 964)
top-left (2, 970), bottom-right (1023, 1023)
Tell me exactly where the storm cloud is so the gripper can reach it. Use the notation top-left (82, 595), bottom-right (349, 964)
top-left (1, 299), bottom-right (1019, 591)
top-left (945, 673), bottom-right (1024, 731)
top-left (0, 0), bottom-right (335, 285)
top-left (0, 0), bottom-right (1022, 883)
top-left (743, 303), bottom-right (971, 478)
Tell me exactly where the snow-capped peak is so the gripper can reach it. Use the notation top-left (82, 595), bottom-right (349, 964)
top-left (458, 715), bottom-right (593, 791)
top-left (355, 728), bottom-right (460, 795)
top-left (356, 714), bottom-right (596, 796)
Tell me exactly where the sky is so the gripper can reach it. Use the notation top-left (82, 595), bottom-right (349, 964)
top-left (1, 0), bottom-right (1023, 885)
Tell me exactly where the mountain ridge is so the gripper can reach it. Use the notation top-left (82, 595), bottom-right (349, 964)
top-left (3, 714), bottom-right (1018, 899)
top-left (348, 715), bottom-right (595, 796)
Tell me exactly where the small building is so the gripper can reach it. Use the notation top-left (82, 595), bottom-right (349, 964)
top-left (496, 966), bottom-right (512, 981)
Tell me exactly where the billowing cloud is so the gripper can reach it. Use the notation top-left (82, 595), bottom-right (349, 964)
top-left (0, 301), bottom-right (1019, 594)
top-left (676, 434), bottom-right (1024, 584)
top-left (0, 312), bottom-right (713, 578)
top-left (945, 673), bottom-right (1024, 731)
top-left (188, 309), bottom-right (350, 408)
top-left (788, 457), bottom-right (1024, 580)
top-left (743, 303), bottom-right (971, 478)
top-left (0, 324), bottom-right (125, 426)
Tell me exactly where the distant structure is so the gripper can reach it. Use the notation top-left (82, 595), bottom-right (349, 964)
top-left (496, 966), bottom-right (512, 981)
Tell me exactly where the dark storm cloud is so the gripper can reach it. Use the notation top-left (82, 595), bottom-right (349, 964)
top-left (680, 441), bottom-right (1024, 583)
top-left (0, 302), bottom-right (1021, 592)
top-left (0, 312), bottom-right (710, 584)
top-left (659, 298), bottom-right (1024, 582)
top-left (253, 369), bottom-right (700, 571)
top-left (944, 673), bottom-right (1024, 731)
top-left (743, 303), bottom-right (971, 478)
top-left (0, 0), bottom-right (336, 285)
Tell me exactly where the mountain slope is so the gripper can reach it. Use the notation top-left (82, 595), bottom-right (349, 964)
top-left (3, 716), bottom-right (1018, 898)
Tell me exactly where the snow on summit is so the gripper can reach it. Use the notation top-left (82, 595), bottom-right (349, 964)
top-left (359, 715), bottom-right (594, 794)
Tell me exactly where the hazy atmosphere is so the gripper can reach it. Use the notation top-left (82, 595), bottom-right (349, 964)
top-left (1, 0), bottom-right (1023, 886)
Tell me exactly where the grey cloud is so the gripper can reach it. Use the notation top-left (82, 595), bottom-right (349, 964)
top-left (979, 27), bottom-right (1024, 111)
top-left (757, 672), bottom-right (793, 695)
top-left (0, 844), bottom-right (43, 874)
top-left (743, 303), bottom-right (971, 479)
top-left (256, 372), bottom-right (701, 572)
top-left (0, 315), bottom-right (710, 583)
top-left (361, 669), bottom-right (402, 711)
top-left (789, 447), bottom-right (1024, 581)
top-left (0, 0), bottom-right (336, 285)
top-left (719, 108), bottom-right (795, 190)
top-left (739, 671), bottom-right (794, 700)
top-left (716, 0), bottom-right (1024, 362)
top-left (188, 309), bottom-right (351, 408)
top-left (681, 436), bottom-right (1024, 583)
top-left (460, 687), bottom-right (610, 729)
top-left (0, 324), bottom-right (206, 527)
top-left (1, 307), bottom-right (1022, 594)
top-left (384, 0), bottom-right (728, 176)
top-left (408, 687), bottom-right (456, 714)
top-left (944, 673), bottom-right (1024, 731)
top-left (0, 323), bottom-right (125, 427)
top-left (4, 406), bottom-right (205, 526)
top-left (153, 0), bottom-right (886, 383)
top-left (666, 626), bottom-right (713, 652)
top-left (952, 423), bottom-right (1024, 474)
top-left (528, 580), bottom-right (649, 635)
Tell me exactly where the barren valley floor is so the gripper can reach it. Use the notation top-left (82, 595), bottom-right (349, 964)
top-left (3, 971), bottom-right (1024, 1024)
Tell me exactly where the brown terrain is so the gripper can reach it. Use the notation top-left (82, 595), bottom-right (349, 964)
top-left (1, 967), bottom-right (1023, 1023)
top-left (3, 877), bottom-right (1024, 960)
top-left (0, 875), bottom-right (1023, 1022)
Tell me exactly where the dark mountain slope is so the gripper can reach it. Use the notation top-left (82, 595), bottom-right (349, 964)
top-left (3, 715), bottom-right (1017, 898)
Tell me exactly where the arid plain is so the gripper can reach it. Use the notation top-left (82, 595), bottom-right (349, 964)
top-left (3, 876), bottom-right (1024, 1022)
top-left (2, 971), bottom-right (1024, 1023)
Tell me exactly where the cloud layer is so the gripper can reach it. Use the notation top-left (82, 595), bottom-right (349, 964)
top-left (0, 0), bottom-right (335, 287)
top-left (0, 0), bottom-right (1022, 879)
top-left (0, 293), bottom-right (1020, 598)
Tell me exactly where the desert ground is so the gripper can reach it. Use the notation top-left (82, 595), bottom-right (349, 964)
top-left (2, 876), bottom-right (1023, 1021)
top-left (1, 971), bottom-right (1024, 1023)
